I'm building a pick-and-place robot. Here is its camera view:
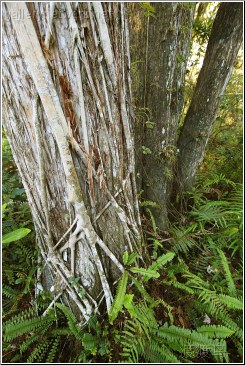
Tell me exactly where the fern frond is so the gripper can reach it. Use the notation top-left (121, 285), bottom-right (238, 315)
top-left (55, 303), bottom-right (83, 340)
top-left (26, 340), bottom-right (49, 363)
top-left (193, 300), bottom-right (243, 341)
top-left (196, 325), bottom-right (234, 338)
top-left (20, 334), bottom-right (40, 354)
top-left (164, 280), bottom-right (195, 295)
top-left (131, 276), bottom-right (155, 304)
top-left (156, 323), bottom-right (220, 348)
top-left (171, 225), bottom-right (197, 254)
top-left (148, 251), bottom-right (175, 273)
top-left (130, 267), bottom-right (159, 279)
top-left (145, 207), bottom-right (157, 233)
top-left (143, 340), bottom-right (181, 363)
top-left (109, 272), bottom-right (128, 324)
top-left (191, 200), bottom-right (230, 228)
top-left (2, 284), bottom-right (18, 299)
top-left (46, 336), bottom-right (60, 363)
top-left (217, 294), bottom-right (243, 310)
top-left (3, 306), bottom-right (36, 326)
top-left (217, 248), bottom-right (236, 296)
top-left (4, 315), bottom-right (54, 342)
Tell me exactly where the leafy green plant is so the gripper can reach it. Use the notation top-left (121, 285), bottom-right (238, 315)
top-left (2, 227), bottom-right (31, 248)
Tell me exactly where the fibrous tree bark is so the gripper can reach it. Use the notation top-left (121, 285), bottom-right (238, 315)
top-left (130, 2), bottom-right (243, 226)
top-left (2, 1), bottom-right (243, 323)
top-left (2, 2), bottom-right (141, 320)
top-left (130, 2), bottom-right (195, 229)
top-left (174, 2), bottom-right (243, 195)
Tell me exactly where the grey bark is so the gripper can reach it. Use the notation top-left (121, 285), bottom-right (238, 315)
top-left (2, 2), bottom-right (141, 320)
top-left (175, 2), bottom-right (243, 195)
top-left (130, 3), bottom-right (195, 229)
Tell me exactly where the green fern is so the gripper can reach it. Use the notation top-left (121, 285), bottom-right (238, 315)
top-left (109, 271), bottom-right (128, 324)
top-left (196, 325), bottom-right (234, 338)
top-left (194, 300), bottom-right (243, 341)
top-left (2, 284), bottom-right (18, 299)
top-left (131, 276), bottom-right (156, 304)
top-left (120, 301), bottom-right (229, 363)
top-left (55, 303), bottom-right (83, 340)
top-left (26, 339), bottom-right (49, 363)
top-left (217, 294), bottom-right (243, 310)
top-left (145, 207), bottom-right (157, 234)
top-left (46, 336), bottom-right (60, 363)
top-left (4, 313), bottom-right (54, 342)
top-left (3, 306), bottom-right (37, 326)
top-left (20, 334), bottom-right (41, 354)
top-left (148, 251), bottom-right (175, 273)
top-left (130, 267), bottom-right (160, 279)
top-left (217, 248), bottom-right (237, 296)
top-left (170, 225), bottom-right (198, 254)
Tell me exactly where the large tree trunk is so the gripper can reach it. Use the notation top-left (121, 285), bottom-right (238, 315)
top-left (130, 2), bottom-right (195, 229)
top-left (2, 2), bottom-right (141, 320)
top-left (174, 2), bottom-right (243, 194)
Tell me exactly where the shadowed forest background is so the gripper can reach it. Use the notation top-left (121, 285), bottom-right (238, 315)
top-left (2, 1), bottom-right (243, 363)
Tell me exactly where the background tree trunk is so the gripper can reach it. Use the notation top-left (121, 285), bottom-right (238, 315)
top-left (130, 2), bottom-right (195, 229)
top-left (174, 2), bottom-right (243, 195)
top-left (2, 2), bottom-right (141, 320)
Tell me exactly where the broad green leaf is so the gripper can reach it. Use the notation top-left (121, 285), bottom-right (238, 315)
top-left (2, 228), bottom-right (31, 247)
top-left (122, 294), bottom-right (137, 318)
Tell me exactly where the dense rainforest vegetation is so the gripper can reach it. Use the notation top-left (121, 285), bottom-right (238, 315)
top-left (2, 1), bottom-right (243, 363)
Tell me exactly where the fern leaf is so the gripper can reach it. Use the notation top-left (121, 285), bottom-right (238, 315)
top-left (149, 251), bottom-right (175, 272)
top-left (131, 276), bottom-right (155, 304)
top-left (20, 334), bottom-right (40, 354)
top-left (3, 306), bottom-right (36, 326)
top-left (218, 294), bottom-right (243, 310)
top-left (4, 315), bottom-right (54, 341)
top-left (46, 337), bottom-right (60, 363)
top-left (217, 248), bottom-right (236, 296)
top-left (26, 340), bottom-right (49, 363)
top-left (130, 267), bottom-right (160, 279)
top-left (143, 340), bottom-right (181, 363)
top-left (156, 323), bottom-right (223, 349)
top-left (2, 284), bottom-right (18, 299)
top-left (196, 325), bottom-right (234, 338)
top-left (145, 207), bottom-right (157, 233)
top-left (56, 303), bottom-right (83, 340)
top-left (109, 272), bottom-right (128, 324)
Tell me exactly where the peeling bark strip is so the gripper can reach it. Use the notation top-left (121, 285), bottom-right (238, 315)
top-left (3, 2), bottom-right (141, 318)
top-left (176, 2), bottom-right (243, 193)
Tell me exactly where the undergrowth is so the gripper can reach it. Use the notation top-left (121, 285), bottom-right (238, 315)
top-left (2, 135), bottom-right (243, 363)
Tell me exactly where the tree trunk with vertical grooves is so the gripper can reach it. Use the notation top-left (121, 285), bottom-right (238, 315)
top-left (2, 2), bottom-right (141, 320)
top-left (130, 2), bottom-right (195, 230)
top-left (174, 2), bottom-right (243, 195)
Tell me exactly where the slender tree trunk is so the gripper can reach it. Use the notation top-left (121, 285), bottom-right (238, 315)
top-left (2, 2), bottom-right (141, 320)
top-left (174, 2), bottom-right (243, 195)
top-left (130, 2), bottom-right (195, 229)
